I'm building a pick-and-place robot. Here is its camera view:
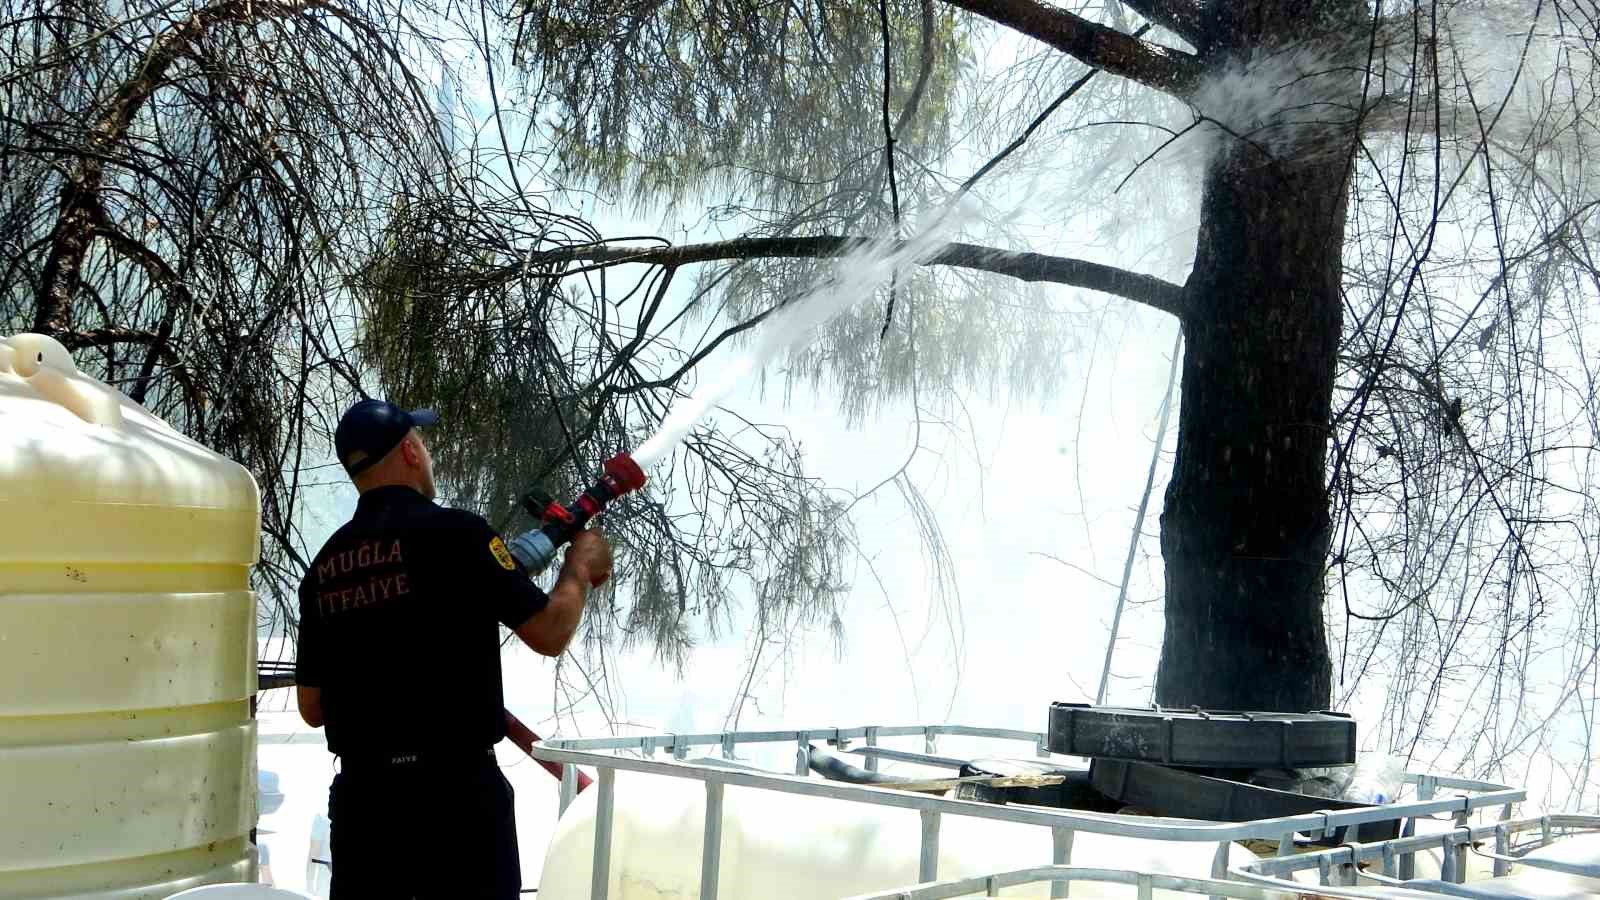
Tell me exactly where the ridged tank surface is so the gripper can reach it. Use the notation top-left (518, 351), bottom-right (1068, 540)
top-left (0, 334), bottom-right (261, 899)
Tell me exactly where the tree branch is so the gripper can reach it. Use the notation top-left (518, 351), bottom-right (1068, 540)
top-left (877, 0), bottom-right (904, 340)
top-left (90, 219), bottom-right (187, 295)
top-left (939, 0), bottom-right (1203, 97)
top-left (509, 236), bottom-right (1187, 319)
top-left (32, 0), bottom-right (327, 336)
top-left (893, 0), bottom-right (940, 138)
top-left (55, 327), bottom-right (173, 352)
top-left (92, 219), bottom-right (192, 403)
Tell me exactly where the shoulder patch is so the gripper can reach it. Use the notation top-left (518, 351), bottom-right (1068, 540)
top-left (489, 535), bottom-right (517, 571)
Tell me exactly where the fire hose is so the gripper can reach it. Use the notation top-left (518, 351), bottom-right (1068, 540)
top-left (504, 709), bottom-right (593, 791)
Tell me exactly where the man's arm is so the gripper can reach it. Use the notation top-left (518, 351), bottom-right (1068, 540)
top-left (456, 511), bottom-right (612, 657)
top-left (297, 685), bottom-right (324, 728)
top-left (513, 530), bottom-right (611, 657)
top-left (293, 579), bottom-right (326, 729)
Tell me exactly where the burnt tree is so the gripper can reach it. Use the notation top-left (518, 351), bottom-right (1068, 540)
top-left (1154, 2), bottom-right (1366, 711)
top-left (506, 0), bottom-right (1599, 730)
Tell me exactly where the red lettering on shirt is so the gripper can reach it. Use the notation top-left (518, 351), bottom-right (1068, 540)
top-left (316, 569), bottom-right (412, 617)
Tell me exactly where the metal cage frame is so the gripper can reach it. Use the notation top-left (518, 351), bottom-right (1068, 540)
top-left (529, 722), bottom-right (1543, 900)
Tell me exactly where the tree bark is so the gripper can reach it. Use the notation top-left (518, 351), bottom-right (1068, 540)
top-left (1154, 2), bottom-right (1363, 713)
top-left (942, 0), bottom-right (1203, 97)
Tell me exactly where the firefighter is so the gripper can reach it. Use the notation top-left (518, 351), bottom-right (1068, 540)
top-left (295, 398), bottom-right (612, 898)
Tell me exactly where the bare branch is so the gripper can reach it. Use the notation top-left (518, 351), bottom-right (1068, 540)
top-left (893, 0), bottom-right (939, 138)
top-left (509, 236), bottom-right (1187, 319)
top-left (940, 0), bottom-right (1203, 97)
top-left (56, 327), bottom-right (174, 352)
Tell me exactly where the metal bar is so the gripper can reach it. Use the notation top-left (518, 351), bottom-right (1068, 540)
top-left (839, 867), bottom-right (1287, 900)
top-left (1234, 814), bottom-right (1600, 880)
top-left (591, 767), bottom-right (615, 900)
top-left (1493, 824), bottom-right (1509, 877)
top-left (1347, 844), bottom-right (1364, 886)
top-left (797, 731), bottom-right (812, 776)
top-left (851, 746), bottom-right (971, 770)
top-left (865, 726), bottom-right (880, 773)
top-left (701, 782), bottom-right (724, 900)
top-left (920, 810), bottom-right (941, 884)
top-left (547, 725), bottom-right (943, 753)
top-left (1398, 816), bottom-right (1415, 880)
top-left (559, 763), bottom-right (578, 815)
top-left (935, 725), bottom-right (1041, 741)
top-left (1137, 873), bottom-right (1153, 900)
top-left (925, 726), bottom-right (939, 755)
top-left (1210, 840), bottom-right (1229, 900)
top-left (1051, 827), bottom-right (1073, 899)
top-left (1518, 855), bottom-right (1600, 879)
top-left (1469, 848), bottom-right (1600, 879)
top-left (1423, 773), bottom-right (1521, 792)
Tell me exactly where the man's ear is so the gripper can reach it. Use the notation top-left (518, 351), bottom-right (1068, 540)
top-left (399, 432), bottom-right (422, 467)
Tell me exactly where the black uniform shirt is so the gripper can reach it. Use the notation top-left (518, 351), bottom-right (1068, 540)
top-left (293, 485), bottom-right (549, 759)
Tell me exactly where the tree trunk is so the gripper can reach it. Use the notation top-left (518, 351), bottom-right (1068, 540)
top-left (1155, 150), bottom-right (1350, 711)
top-left (1154, 4), bottom-right (1363, 712)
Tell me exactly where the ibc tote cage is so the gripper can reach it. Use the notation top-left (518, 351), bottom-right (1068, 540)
top-left (527, 722), bottom-right (1600, 900)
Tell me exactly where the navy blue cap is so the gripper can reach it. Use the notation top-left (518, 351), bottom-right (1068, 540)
top-left (335, 399), bottom-right (438, 475)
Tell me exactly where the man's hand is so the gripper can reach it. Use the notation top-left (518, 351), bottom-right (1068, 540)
top-left (515, 529), bottom-right (612, 657)
top-left (561, 529), bottom-right (614, 587)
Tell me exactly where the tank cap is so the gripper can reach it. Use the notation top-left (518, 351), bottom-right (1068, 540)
top-left (1, 333), bottom-right (124, 428)
top-left (4, 333), bottom-right (76, 377)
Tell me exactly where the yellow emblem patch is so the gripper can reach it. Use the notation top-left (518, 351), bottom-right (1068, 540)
top-left (489, 536), bottom-right (517, 571)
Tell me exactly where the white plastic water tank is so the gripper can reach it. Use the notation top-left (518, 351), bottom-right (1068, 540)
top-left (0, 334), bottom-right (261, 898)
top-left (537, 769), bottom-right (1290, 899)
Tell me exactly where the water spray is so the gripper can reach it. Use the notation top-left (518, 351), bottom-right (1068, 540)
top-left (507, 199), bottom-right (974, 577)
top-left (506, 451), bottom-right (648, 580)
top-left (628, 200), bottom-right (978, 469)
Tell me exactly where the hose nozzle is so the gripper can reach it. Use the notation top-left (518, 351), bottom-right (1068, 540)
top-left (507, 452), bottom-right (647, 577)
top-left (602, 452), bottom-right (647, 495)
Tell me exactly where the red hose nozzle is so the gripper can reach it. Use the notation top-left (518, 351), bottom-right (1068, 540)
top-left (603, 452), bottom-right (647, 495)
